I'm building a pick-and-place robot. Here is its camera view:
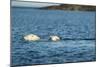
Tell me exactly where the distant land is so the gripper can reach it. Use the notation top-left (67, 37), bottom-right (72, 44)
top-left (40, 4), bottom-right (96, 11)
top-left (12, 1), bottom-right (96, 11)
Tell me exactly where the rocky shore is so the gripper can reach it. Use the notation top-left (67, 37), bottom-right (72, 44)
top-left (40, 4), bottom-right (96, 11)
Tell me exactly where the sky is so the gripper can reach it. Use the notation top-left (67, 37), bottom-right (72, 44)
top-left (11, 0), bottom-right (60, 7)
top-left (12, 0), bottom-right (96, 5)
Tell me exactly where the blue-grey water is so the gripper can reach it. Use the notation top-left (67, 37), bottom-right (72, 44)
top-left (11, 7), bottom-right (96, 66)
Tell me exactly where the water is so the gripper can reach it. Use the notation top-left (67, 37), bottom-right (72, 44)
top-left (11, 7), bottom-right (96, 66)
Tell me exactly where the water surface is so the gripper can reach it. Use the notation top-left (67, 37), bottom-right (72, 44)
top-left (11, 7), bottom-right (96, 66)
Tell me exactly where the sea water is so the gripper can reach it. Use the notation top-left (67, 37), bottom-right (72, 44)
top-left (11, 7), bottom-right (96, 66)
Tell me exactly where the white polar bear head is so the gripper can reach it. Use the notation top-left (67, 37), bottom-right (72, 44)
top-left (50, 35), bottom-right (60, 41)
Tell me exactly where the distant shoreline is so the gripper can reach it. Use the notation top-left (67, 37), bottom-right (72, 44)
top-left (11, 1), bottom-right (96, 11)
top-left (41, 4), bottom-right (96, 11)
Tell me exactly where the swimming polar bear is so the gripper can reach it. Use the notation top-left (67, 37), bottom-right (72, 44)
top-left (24, 34), bottom-right (40, 41)
top-left (50, 35), bottom-right (60, 41)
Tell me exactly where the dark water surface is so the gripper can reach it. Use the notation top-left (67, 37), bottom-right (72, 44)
top-left (11, 7), bottom-right (96, 66)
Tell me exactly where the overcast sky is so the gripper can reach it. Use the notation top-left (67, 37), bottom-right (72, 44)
top-left (11, 0), bottom-right (60, 7)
